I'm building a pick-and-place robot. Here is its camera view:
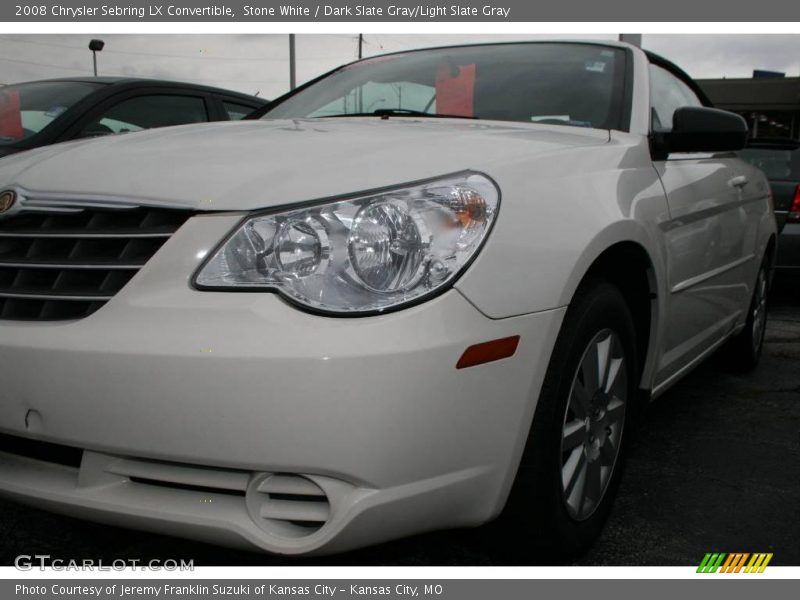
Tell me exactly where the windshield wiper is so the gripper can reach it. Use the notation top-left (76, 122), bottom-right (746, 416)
top-left (319, 108), bottom-right (477, 120)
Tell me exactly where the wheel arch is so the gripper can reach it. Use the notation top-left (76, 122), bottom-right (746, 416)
top-left (560, 227), bottom-right (664, 394)
top-left (766, 233), bottom-right (777, 268)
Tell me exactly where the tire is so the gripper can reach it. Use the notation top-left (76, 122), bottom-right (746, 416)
top-left (726, 253), bottom-right (770, 373)
top-left (503, 280), bottom-right (638, 561)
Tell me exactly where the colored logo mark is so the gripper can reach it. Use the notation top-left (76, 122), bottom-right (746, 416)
top-left (697, 553), bottom-right (773, 573)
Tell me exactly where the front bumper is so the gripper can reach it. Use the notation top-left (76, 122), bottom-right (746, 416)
top-left (0, 215), bottom-right (565, 555)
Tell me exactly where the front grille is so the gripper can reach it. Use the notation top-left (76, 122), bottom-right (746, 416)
top-left (0, 206), bottom-right (192, 321)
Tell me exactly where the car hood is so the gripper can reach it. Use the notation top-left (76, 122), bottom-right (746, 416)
top-left (0, 145), bottom-right (22, 159)
top-left (0, 118), bottom-right (610, 211)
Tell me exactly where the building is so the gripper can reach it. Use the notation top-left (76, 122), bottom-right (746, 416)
top-left (697, 76), bottom-right (800, 140)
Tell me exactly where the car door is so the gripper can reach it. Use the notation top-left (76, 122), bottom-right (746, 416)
top-left (651, 62), bottom-right (755, 387)
top-left (63, 88), bottom-right (211, 139)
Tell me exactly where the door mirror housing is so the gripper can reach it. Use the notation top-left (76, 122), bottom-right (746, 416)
top-left (653, 106), bottom-right (748, 158)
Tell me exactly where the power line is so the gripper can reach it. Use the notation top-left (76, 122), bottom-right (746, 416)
top-left (0, 56), bottom-right (86, 73)
top-left (0, 35), bottom-right (365, 92)
top-left (0, 35), bottom-right (87, 52)
top-left (0, 35), bottom-right (290, 62)
top-left (0, 57), bottom-right (285, 87)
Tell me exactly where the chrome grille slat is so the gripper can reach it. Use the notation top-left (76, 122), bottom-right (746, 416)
top-left (0, 229), bottom-right (174, 239)
top-left (0, 290), bottom-right (114, 301)
top-left (14, 207), bottom-right (85, 214)
top-left (0, 205), bottom-right (192, 321)
top-left (0, 259), bottom-right (145, 270)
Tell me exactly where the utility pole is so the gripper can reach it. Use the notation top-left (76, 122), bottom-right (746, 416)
top-left (89, 39), bottom-right (105, 77)
top-left (356, 34), bottom-right (364, 112)
top-left (289, 34), bottom-right (296, 90)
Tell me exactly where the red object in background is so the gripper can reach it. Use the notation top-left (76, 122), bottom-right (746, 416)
top-left (0, 89), bottom-right (24, 141)
top-left (435, 63), bottom-right (476, 117)
top-left (789, 185), bottom-right (800, 223)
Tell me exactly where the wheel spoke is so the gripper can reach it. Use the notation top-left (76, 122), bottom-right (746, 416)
top-left (595, 335), bottom-right (611, 391)
top-left (585, 457), bottom-right (602, 504)
top-left (599, 437), bottom-right (617, 466)
top-left (567, 461), bottom-right (588, 512)
top-left (581, 342), bottom-right (599, 393)
top-left (752, 269), bottom-right (768, 350)
top-left (604, 357), bottom-right (623, 394)
top-left (562, 447), bottom-right (586, 498)
top-left (605, 397), bottom-right (625, 426)
top-left (563, 419), bottom-right (587, 450)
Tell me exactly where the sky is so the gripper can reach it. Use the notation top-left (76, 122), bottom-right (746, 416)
top-left (1, 34), bottom-right (800, 99)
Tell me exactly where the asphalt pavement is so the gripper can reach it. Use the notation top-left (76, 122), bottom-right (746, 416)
top-left (0, 281), bottom-right (798, 567)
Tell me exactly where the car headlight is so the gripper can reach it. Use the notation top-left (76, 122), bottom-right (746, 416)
top-left (194, 171), bottom-right (499, 314)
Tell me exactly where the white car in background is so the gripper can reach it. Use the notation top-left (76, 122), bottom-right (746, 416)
top-left (0, 41), bottom-right (776, 558)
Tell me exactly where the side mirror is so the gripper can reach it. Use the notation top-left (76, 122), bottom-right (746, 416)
top-left (658, 106), bottom-right (748, 155)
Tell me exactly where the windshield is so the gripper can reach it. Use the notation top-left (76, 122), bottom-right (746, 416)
top-left (738, 146), bottom-right (800, 181)
top-left (0, 81), bottom-right (101, 145)
top-left (263, 43), bottom-right (629, 130)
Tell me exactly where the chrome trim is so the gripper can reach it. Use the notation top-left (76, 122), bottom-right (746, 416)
top-left (652, 328), bottom-right (735, 399)
top-left (670, 254), bottom-right (754, 294)
top-left (659, 195), bottom-right (768, 232)
top-left (0, 231), bottom-right (172, 239)
top-left (0, 291), bottom-right (114, 301)
top-left (0, 188), bottom-right (191, 220)
top-left (0, 260), bottom-right (143, 270)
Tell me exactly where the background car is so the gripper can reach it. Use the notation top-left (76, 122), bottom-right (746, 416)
top-left (738, 138), bottom-right (800, 280)
top-left (0, 77), bottom-right (267, 158)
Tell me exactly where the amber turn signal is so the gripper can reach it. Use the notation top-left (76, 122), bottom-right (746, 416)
top-left (456, 335), bottom-right (521, 369)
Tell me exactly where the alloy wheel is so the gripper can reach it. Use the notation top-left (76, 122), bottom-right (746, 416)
top-left (752, 267), bottom-right (768, 353)
top-left (560, 329), bottom-right (628, 521)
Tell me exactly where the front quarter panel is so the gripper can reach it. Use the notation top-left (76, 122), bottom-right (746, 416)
top-left (455, 132), bottom-right (670, 320)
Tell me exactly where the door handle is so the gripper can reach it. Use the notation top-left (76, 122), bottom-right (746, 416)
top-left (728, 175), bottom-right (749, 189)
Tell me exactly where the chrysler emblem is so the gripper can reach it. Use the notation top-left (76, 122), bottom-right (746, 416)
top-left (0, 190), bottom-right (15, 214)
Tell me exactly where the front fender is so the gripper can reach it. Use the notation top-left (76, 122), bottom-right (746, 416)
top-left (455, 139), bottom-right (670, 320)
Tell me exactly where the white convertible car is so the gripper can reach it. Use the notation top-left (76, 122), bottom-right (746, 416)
top-left (0, 41), bottom-right (776, 558)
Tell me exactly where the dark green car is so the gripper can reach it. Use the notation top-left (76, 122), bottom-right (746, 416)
top-left (0, 77), bottom-right (267, 159)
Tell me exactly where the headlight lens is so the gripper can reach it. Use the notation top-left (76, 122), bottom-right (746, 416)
top-left (194, 172), bottom-right (499, 314)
